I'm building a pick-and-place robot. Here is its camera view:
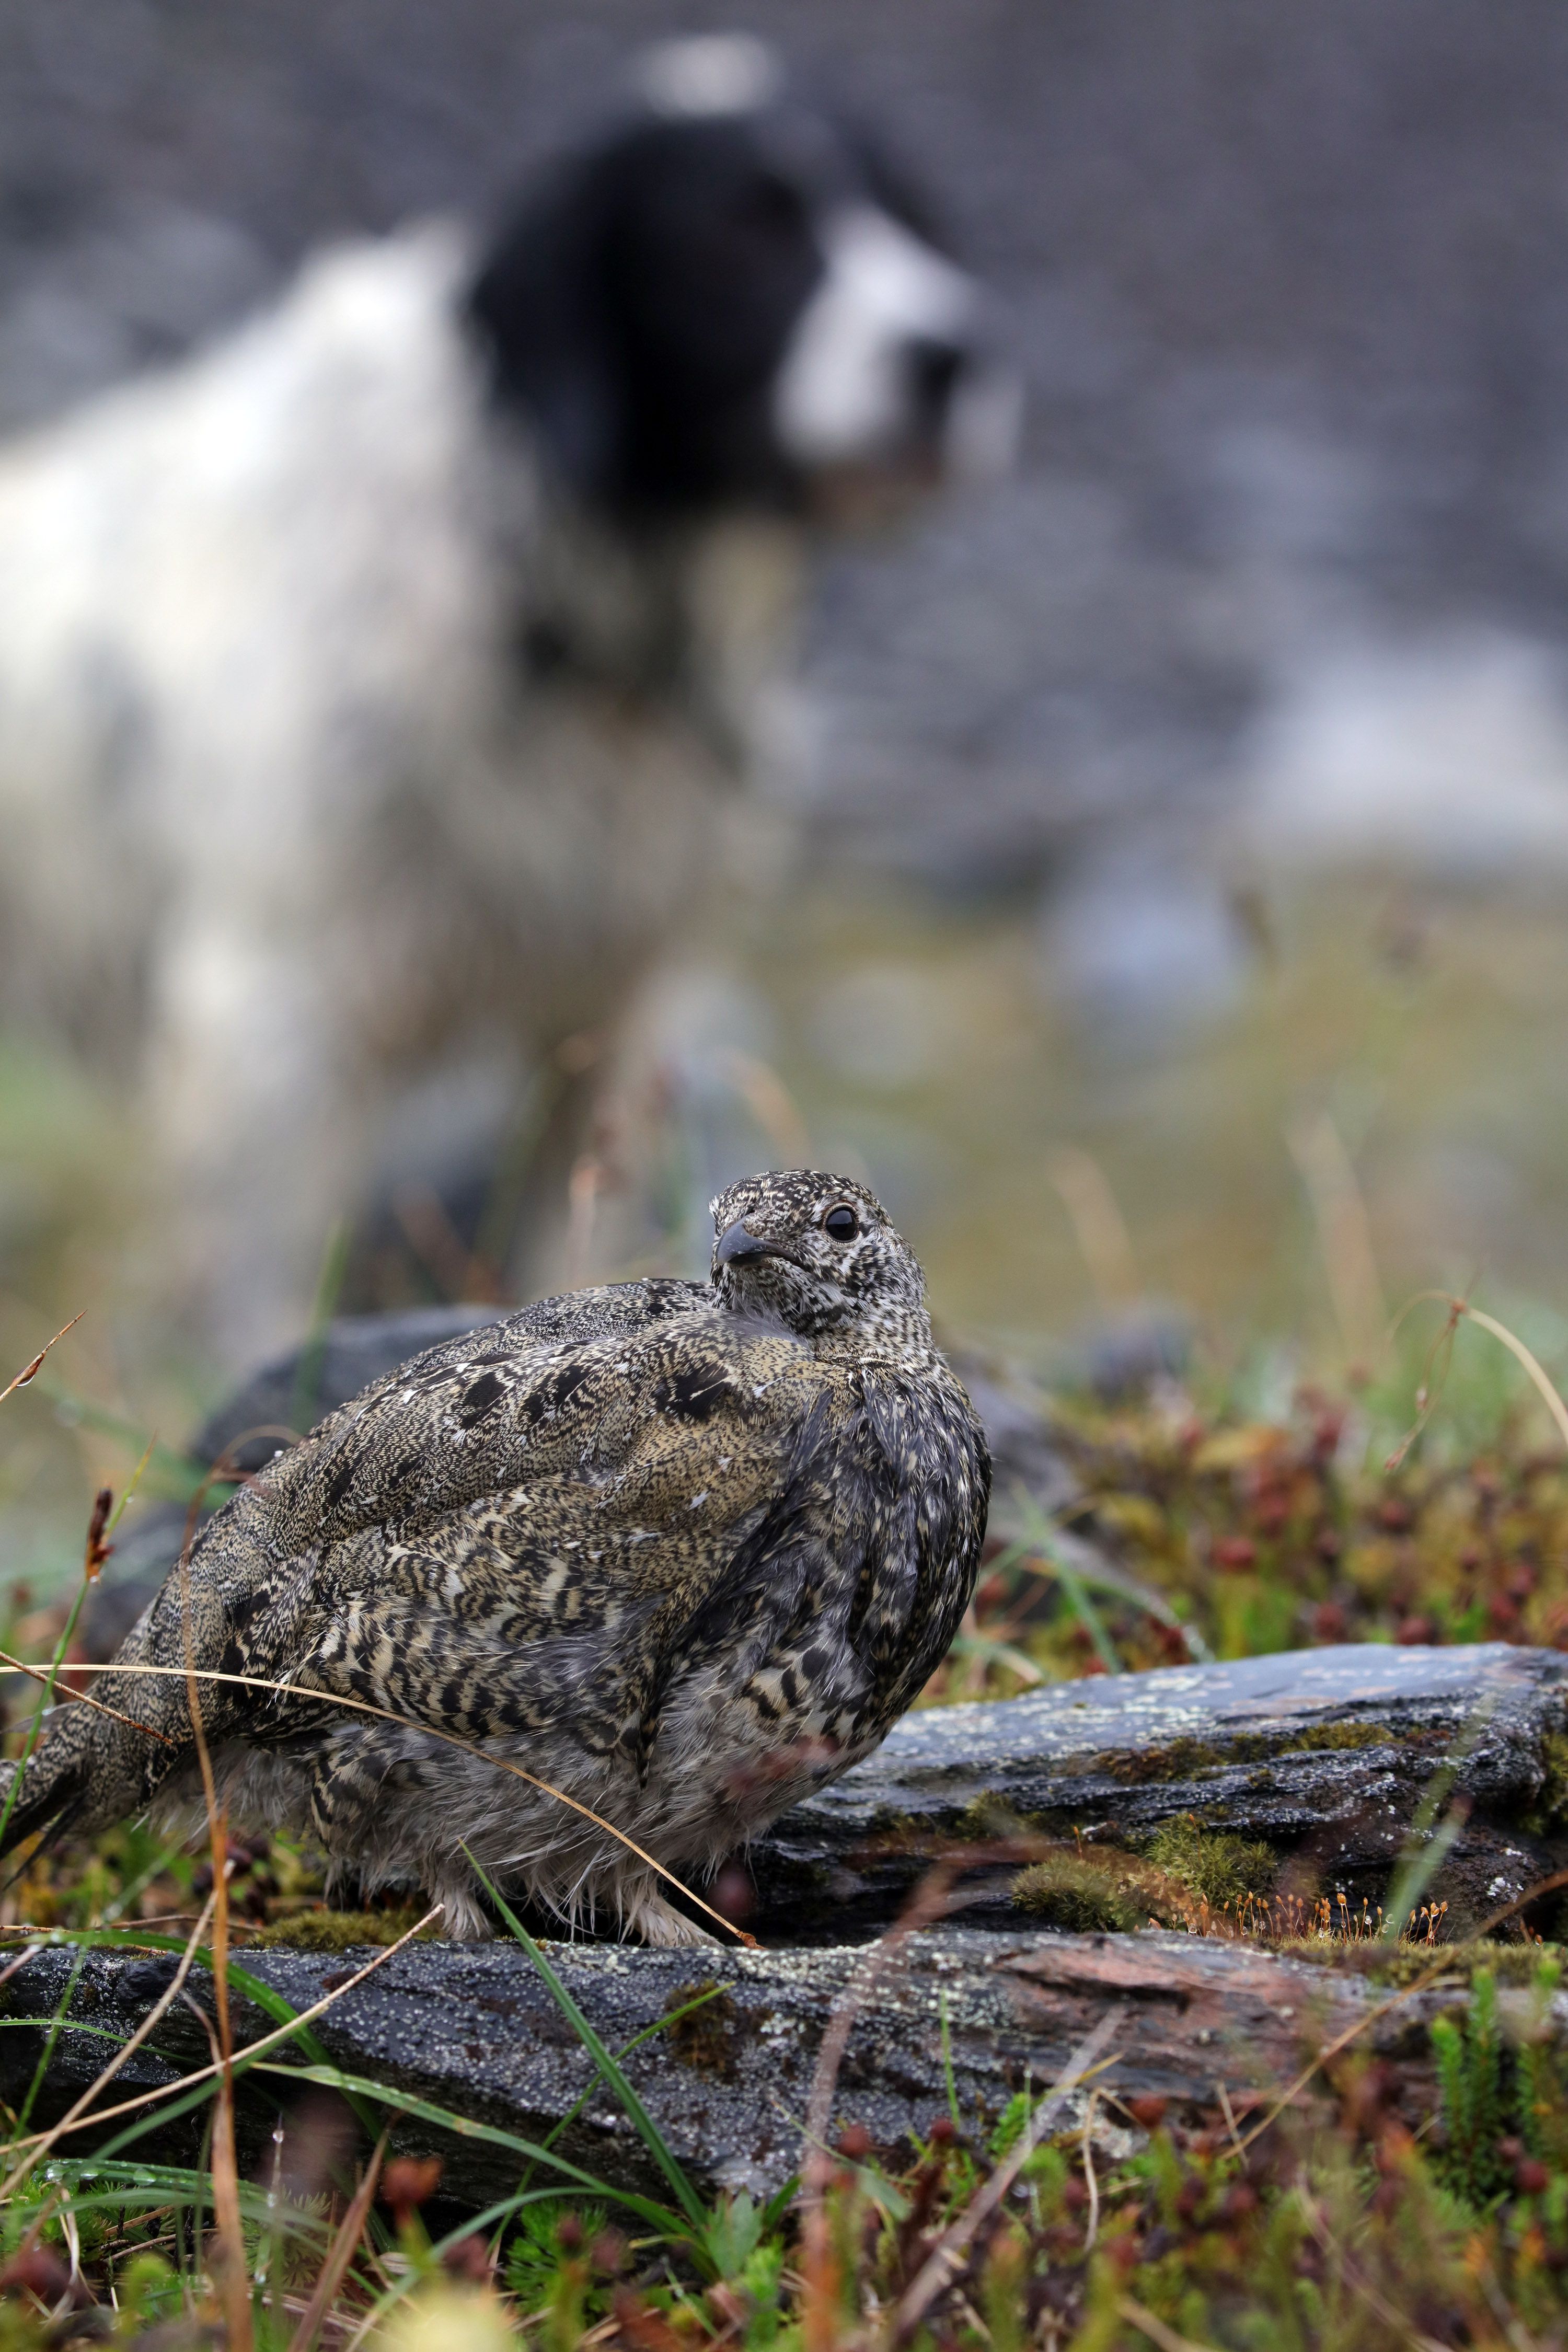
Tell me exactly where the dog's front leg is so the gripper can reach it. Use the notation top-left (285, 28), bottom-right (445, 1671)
top-left (143, 906), bottom-right (370, 1367)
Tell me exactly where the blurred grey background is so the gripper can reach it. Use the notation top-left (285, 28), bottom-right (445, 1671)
top-left (7, 1), bottom-right (1568, 922)
top-left (8, 0), bottom-right (1568, 1494)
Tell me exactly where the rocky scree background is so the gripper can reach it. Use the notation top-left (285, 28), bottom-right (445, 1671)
top-left (3, 0), bottom-right (1568, 902)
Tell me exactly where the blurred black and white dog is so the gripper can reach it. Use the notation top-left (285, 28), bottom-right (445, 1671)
top-left (0, 37), bottom-right (1013, 1358)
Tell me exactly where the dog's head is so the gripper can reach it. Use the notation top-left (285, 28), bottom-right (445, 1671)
top-left (466, 35), bottom-right (1018, 520)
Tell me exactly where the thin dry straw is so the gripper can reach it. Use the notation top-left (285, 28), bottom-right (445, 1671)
top-left (2, 1886), bottom-right (220, 2200)
top-left (0, 1901), bottom-right (443, 2168)
top-left (889, 2008), bottom-right (1121, 2341)
top-left (8, 1658), bottom-right (756, 1947)
top-left (1391, 1289), bottom-right (1568, 1455)
top-left (0, 1313), bottom-right (83, 1406)
top-left (1116, 2295), bottom-right (1224, 2352)
top-left (0, 1649), bottom-right (175, 1746)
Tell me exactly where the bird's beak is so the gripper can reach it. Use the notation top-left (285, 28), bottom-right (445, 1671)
top-left (716, 1219), bottom-right (787, 1269)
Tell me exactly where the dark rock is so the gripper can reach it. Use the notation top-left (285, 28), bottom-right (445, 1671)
top-left (1, 1926), bottom-right (1543, 2206)
top-left (6, 1641), bottom-right (1564, 2207)
top-left (747, 1642), bottom-right (1568, 1939)
top-left (191, 1307), bottom-right (495, 1476)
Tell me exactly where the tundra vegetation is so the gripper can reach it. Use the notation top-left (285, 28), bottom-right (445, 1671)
top-left (5, 874), bottom-right (1568, 2345)
top-left (1, 1266), bottom-right (1567, 2351)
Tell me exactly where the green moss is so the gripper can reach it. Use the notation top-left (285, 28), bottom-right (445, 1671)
top-left (1114, 1723), bottom-right (1391, 1782)
top-left (1010, 1847), bottom-right (1194, 1931)
top-left (662, 1980), bottom-right (743, 2079)
top-left (1141, 1814), bottom-right (1278, 1907)
top-left (866, 1807), bottom-right (921, 1838)
top-left (1305, 1721), bottom-right (1383, 1751)
top-left (1229, 1721), bottom-right (1385, 1759)
top-left (1104, 1738), bottom-right (1225, 1784)
top-left (247, 1905), bottom-right (439, 1951)
top-left (1523, 1725), bottom-right (1568, 1835)
top-left (955, 1791), bottom-right (1033, 1838)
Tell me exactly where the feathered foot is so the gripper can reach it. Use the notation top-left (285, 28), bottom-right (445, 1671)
top-left (626, 1889), bottom-right (720, 1948)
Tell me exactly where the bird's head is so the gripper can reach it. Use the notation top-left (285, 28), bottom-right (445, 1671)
top-left (709, 1169), bottom-right (930, 1347)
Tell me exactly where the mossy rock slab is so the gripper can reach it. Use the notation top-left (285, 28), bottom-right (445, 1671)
top-left (5, 1928), bottom-right (1560, 2207)
top-left (749, 1643), bottom-right (1568, 1937)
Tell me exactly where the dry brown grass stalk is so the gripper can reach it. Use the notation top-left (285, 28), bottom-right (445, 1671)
top-left (0, 1900), bottom-right (442, 2162)
top-left (0, 1646), bottom-right (176, 1745)
top-left (0, 1314), bottom-right (84, 1408)
top-left (1, 1885), bottom-right (218, 2201)
top-left (887, 2008), bottom-right (1120, 2344)
top-left (12, 1657), bottom-right (756, 1945)
top-left (1387, 1287), bottom-right (1568, 1470)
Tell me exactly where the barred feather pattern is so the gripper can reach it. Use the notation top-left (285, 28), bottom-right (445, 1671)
top-left (2, 1177), bottom-right (989, 1944)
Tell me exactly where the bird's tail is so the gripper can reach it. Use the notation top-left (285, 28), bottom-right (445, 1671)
top-left (0, 1712), bottom-right (95, 1859)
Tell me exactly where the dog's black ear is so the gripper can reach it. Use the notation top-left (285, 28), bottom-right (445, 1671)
top-left (465, 160), bottom-right (622, 503)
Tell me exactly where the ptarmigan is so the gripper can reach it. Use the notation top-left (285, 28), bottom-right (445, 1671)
top-left (1, 1172), bottom-right (989, 1943)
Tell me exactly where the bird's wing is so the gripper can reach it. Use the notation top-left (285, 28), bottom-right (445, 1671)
top-left (10, 1280), bottom-right (712, 1831)
top-left (267, 1307), bottom-right (848, 1763)
top-left (80, 1303), bottom-right (850, 1802)
top-left (313, 1277), bottom-right (710, 1421)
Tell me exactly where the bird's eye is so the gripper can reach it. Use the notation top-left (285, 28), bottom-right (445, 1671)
top-left (823, 1204), bottom-right (858, 1241)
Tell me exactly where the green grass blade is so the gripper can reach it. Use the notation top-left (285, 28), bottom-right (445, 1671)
top-left (0, 2014), bottom-right (129, 2046)
top-left (32, 2163), bottom-right (334, 2249)
top-left (1010, 1484), bottom-right (1122, 1674)
top-left (939, 1988), bottom-right (962, 2136)
top-left (1, 1924), bottom-right (345, 2070)
top-left (0, 1561), bottom-right (98, 1851)
top-left (1378, 1691), bottom-right (1500, 1941)
top-left (460, 1846), bottom-right (709, 2230)
top-left (250, 2059), bottom-right (689, 2235)
top-left (513, 1979), bottom-right (728, 2204)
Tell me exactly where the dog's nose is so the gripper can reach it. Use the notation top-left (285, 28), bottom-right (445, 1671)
top-left (905, 333), bottom-right (969, 430)
top-left (902, 329), bottom-right (1020, 482)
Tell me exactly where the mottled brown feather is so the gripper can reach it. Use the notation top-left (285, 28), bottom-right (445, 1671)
top-left (2, 1177), bottom-right (988, 1943)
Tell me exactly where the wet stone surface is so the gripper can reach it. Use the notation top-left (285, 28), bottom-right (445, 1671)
top-left (747, 1642), bottom-right (1568, 1939)
top-left (4, 1644), bottom-right (1563, 2202)
top-left (4, 1926), bottom-right (1557, 2204)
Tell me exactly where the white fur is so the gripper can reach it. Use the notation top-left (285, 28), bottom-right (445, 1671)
top-left (0, 178), bottom-right (1008, 1363)
top-left (638, 36), bottom-right (783, 120)
top-left (774, 204), bottom-right (1010, 477)
top-left (0, 224), bottom-right (806, 1361)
